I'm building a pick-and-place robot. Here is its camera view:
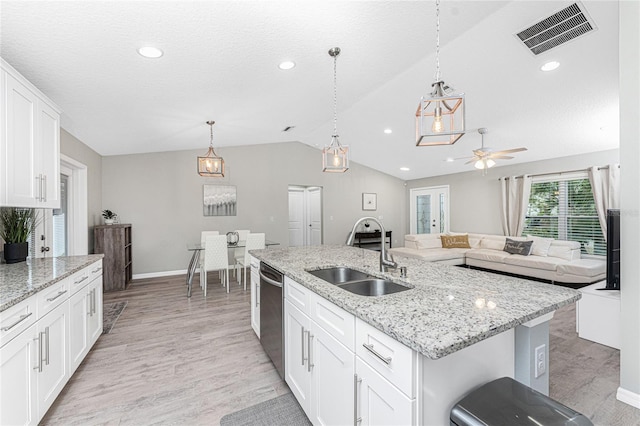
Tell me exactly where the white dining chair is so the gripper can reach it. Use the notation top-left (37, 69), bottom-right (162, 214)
top-left (233, 230), bottom-right (250, 280)
top-left (200, 231), bottom-right (220, 290)
top-left (234, 233), bottom-right (265, 291)
top-left (202, 234), bottom-right (231, 296)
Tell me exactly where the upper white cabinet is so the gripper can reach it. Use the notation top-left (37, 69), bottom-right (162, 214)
top-left (1, 58), bottom-right (61, 208)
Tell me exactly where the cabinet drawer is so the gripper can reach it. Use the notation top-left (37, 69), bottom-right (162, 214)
top-left (285, 277), bottom-right (310, 314)
top-left (356, 319), bottom-right (416, 398)
top-left (309, 291), bottom-right (355, 351)
top-left (0, 296), bottom-right (37, 348)
top-left (88, 260), bottom-right (103, 283)
top-left (37, 278), bottom-right (70, 319)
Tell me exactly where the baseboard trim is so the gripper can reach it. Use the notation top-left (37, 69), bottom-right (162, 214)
top-left (617, 386), bottom-right (640, 409)
top-left (132, 269), bottom-right (187, 280)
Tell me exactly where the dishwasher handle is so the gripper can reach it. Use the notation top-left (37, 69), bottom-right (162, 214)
top-left (259, 270), bottom-right (283, 288)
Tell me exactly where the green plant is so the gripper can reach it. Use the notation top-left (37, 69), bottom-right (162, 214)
top-left (102, 209), bottom-right (117, 219)
top-left (0, 208), bottom-right (39, 244)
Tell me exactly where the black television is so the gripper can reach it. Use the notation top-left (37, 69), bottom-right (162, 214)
top-left (602, 209), bottom-right (620, 290)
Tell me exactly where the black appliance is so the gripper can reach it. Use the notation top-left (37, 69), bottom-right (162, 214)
top-left (259, 262), bottom-right (284, 378)
top-left (603, 209), bottom-right (620, 290)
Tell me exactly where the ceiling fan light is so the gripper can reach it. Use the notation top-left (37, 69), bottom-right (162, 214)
top-left (474, 159), bottom-right (485, 170)
top-left (486, 159), bottom-right (496, 168)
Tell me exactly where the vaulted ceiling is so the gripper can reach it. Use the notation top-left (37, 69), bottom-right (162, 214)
top-left (0, 1), bottom-right (619, 180)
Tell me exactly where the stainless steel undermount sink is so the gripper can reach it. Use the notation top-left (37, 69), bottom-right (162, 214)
top-left (307, 267), bottom-right (411, 296)
top-left (338, 279), bottom-right (410, 296)
top-left (307, 267), bottom-right (371, 284)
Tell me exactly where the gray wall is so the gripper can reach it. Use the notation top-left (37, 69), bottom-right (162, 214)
top-left (60, 128), bottom-right (102, 253)
top-left (405, 149), bottom-right (620, 235)
top-left (619, 0), bottom-right (640, 401)
top-left (101, 142), bottom-right (406, 275)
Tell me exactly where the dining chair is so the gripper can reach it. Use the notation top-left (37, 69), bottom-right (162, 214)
top-left (202, 234), bottom-right (231, 296)
top-left (200, 231), bottom-right (220, 290)
top-left (234, 233), bottom-right (265, 291)
top-left (233, 230), bottom-right (250, 280)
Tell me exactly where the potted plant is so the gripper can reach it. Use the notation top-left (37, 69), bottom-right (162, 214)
top-left (0, 207), bottom-right (39, 264)
top-left (102, 209), bottom-right (117, 225)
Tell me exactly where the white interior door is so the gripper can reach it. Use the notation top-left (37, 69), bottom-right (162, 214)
top-left (289, 186), bottom-right (323, 247)
top-left (410, 186), bottom-right (450, 234)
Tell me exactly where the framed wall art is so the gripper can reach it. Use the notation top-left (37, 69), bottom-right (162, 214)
top-left (362, 193), bottom-right (377, 211)
top-left (203, 185), bottom-right (237, 216)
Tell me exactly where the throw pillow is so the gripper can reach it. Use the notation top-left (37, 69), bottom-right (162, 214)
top-left (440, 234), bottom-right (471, 249)
top-left (503, 238), bottom-right (533, 255)
top-left (527, 235), bottom-right (553, 257)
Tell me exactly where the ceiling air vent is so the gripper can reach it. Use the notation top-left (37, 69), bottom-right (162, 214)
top-left (515, 2), bottom-right (597, 55)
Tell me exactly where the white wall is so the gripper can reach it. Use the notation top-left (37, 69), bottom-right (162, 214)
top-left (101, 142), bottom-right (406, 275)
top-left (405, 149), bottom-right (619, 235)
top-left (618, 0), bottom-right (640, 407)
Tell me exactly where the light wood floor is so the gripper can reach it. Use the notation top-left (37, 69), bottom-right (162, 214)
top-left (42, 273), bottom-right (640, 425)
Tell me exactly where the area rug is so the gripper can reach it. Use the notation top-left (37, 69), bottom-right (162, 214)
top-left (220, 393), bottom-right (311, 426)
top-left (102, 301), bottom-right (127, 334)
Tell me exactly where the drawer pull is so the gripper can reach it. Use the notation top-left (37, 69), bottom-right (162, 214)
top-left (74, 276), bottom-right (89, 285)
top-left (1, 312), bottom-right (33, 331)
top-left (362, 343), bottom-right (392, 365)
top-left (47, 290), bottom-right (68, 302)
top-left (92, 267), bottom-right (102, 273)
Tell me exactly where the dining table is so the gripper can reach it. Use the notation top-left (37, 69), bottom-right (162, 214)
top-left (185, 239), bottom-right (279, 297)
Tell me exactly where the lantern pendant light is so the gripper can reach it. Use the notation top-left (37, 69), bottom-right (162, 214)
top-left (198, 120), bottom-right (225, 177)
top-left (322, 47), bottom-right (349, 173)
top-left (415, 0), bottom-right (465, 146)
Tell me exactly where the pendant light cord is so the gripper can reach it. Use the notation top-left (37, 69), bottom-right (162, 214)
top-left (209, 123), bottom-right (214, 148)
top-left (333, 52), bottom-right (338, 136)
top-left (435, 0), bottom-right (441, 82)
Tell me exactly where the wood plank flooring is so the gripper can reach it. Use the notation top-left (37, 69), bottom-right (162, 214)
top-left (41, 273), bottom-right (639, 425)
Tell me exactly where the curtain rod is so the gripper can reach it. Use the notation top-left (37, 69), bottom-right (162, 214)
top-left (499, 164), bottom-right (620, 180)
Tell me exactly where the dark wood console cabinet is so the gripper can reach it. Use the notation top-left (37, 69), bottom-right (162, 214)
top-left (353, 230), bottom-right (392, 251)
top-left (94, 224), bottom-right (132, 292)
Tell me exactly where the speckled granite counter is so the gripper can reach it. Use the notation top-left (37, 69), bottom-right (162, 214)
top-left (0, 255), bottom-right (104, 312)
top-left (251, 245), bottom-right (580, 360)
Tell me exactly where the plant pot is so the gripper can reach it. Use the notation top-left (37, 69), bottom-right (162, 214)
top-left (4, 242), bottom-right (28, 264)
top-left (104, 219), bottom-right (115, 225)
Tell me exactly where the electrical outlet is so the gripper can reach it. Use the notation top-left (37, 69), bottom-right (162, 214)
top-left (535, 344), bottom-right (546, 378)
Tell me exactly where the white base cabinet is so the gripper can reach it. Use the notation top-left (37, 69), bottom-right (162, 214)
top-left (0, 260), bottom-right (102, 425)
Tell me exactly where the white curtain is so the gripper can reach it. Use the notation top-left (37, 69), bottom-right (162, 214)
top-left (499, 175), bottom-right (532, 237)
top-left (588, 164), bottom-right (620, 239)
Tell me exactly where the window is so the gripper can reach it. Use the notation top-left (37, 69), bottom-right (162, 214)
top-left (523, 175), bottom-right (605, 255)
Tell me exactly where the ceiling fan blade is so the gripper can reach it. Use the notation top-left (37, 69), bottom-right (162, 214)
top-left (464, 159), bottom-right (478, 165)
top-left (452, 156), bottom-right (474, 160)
top-left (491, 147), bottom-right (527, 155)
top-left (489, 155), bottom-right (514, 160)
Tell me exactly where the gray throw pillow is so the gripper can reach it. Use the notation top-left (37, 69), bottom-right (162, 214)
top-left (504, 238), bottom-right (533, 256)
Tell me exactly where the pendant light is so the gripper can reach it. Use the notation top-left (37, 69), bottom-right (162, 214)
top-left (197, 120), bottom-right (225, 177)
top-left (415, 0), bottom-right (465, 146)
top-left (322, 47), bottom-right (349, 173)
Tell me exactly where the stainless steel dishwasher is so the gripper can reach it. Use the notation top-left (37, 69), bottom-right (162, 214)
top-left (259, 262), bottom-right (284, 379)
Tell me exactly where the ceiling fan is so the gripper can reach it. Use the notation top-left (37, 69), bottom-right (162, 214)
top-left (455, 128), bottom-right (527, 170)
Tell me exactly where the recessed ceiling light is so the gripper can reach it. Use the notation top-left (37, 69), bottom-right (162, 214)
top-left (540, 61), bottom-right (560, 72)
top-left (138, 46), bottom-right (163, 58)
top-left (384, 128), bottom-right (393, 134)
top-left (400, 167), bottom-right (410, 171)
top-left (278, 61), bottom-right (296, 70)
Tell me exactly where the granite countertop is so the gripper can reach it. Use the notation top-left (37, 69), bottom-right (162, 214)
top-left (0, 255), bottom-right (104, 312)
top-left (251, 245), bottom-right (581, 360)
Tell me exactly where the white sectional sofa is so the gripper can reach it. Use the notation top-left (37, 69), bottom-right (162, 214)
top-left (388, 233), bottom-right (606, 287)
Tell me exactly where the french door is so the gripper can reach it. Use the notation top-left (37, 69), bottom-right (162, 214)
top-left (409, 186), bottom-right (450, 234)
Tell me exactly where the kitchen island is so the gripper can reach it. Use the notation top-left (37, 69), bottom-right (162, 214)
top-left (252, 245), bottom-right (580, 425)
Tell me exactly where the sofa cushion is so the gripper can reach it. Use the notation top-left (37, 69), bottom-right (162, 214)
top-left (405, 234), bottom-right (443, 249)
top-left (503, 255), bottom-right (569, 271)
top-left (465, 249), bottom-right (511, 263)
top-left (503, 238), bottom-right (533, 256)
top-left (389, 247), bottom-right (467, 262)
top-left (467, 234), bottom-right (483, 249)
top-left (527, 235), bottom-right (553, 257)
top-left (480, 236), bottom-right (506, 251)
top-left (556, 259), bottom-right (606, 277)
top-left (548, 240), bottom-right (581, 261)
top-left (441, 234), bottom-right (471, 249)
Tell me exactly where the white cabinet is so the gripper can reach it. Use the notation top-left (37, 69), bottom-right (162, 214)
top-left (35, 301), bottom-right (69, 419)
top-left (0, 260), bottom-right (102, 425)
top-left (250, 256), bottom-right (260, 337)
top-left (1, 58), bottom-right (61, 208)
top-left (0, 322), bottom-right (38, 426)
top-left (284, 300), bottom-right (311, 412)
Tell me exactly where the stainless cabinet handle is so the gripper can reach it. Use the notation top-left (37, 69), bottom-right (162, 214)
top-left (46, 290), bottom-right (68, 302)
top-left (354, 374), bottom-right (362, 425)
top-left (87, 293), bottom-right (91, 316)
top-left (91, 289), bottom-right (96, 315)
top-left (35, 176), bottom-right (40, 201)
top-left (362, 343), bottom-right (392, 365)
top-left (308, 333), bottom-right (314, 372)
top-left (43, 174), bottom-right (47, 201)
top-left (1, 312), bottom-right (33, 331)
top-left (34, 332), bottom-right (44, 372)
top-left (74, 276), bottom-right (89, 285)
top-left (44, 326), bottom-right (50, 366)
top-left (92, 267), bottom-right (102, 273)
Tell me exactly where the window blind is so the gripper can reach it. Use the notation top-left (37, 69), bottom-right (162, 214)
top-left (523, 177), bottom-right (605, 255)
